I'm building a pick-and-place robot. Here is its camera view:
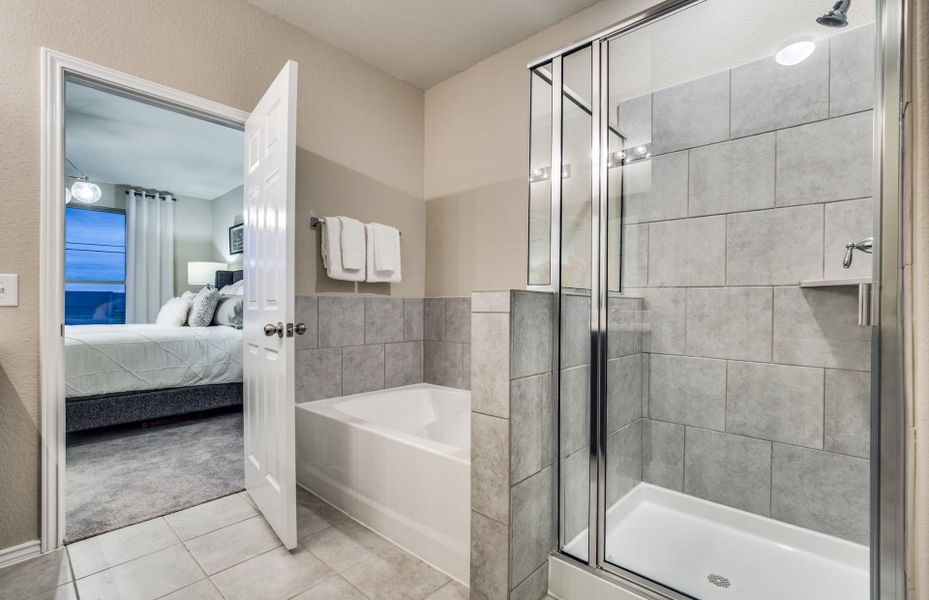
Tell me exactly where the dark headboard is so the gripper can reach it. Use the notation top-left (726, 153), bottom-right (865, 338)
top-left (215, 270), bottom-right (244, 289)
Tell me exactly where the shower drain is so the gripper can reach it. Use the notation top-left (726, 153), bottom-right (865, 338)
top-left (707, 574), bottom-right (732, 589)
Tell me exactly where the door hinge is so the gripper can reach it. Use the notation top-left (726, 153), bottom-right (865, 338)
top-left (60, 323), bottom-right (64, 337)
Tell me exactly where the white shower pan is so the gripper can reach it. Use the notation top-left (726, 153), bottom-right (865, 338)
top-left (562, 484), bottom-right (868, 600)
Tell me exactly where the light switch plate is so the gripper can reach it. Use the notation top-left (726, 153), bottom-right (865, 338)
top-left (0, 274), bottom-right (19, 306)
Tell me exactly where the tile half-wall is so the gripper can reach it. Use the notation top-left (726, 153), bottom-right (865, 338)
top-left (294, 295), bottom-right (470, 402)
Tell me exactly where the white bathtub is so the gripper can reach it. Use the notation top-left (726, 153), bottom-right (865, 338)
top-left (295, 383), bottom-right (471, 584)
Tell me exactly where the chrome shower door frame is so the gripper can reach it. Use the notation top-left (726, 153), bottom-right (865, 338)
top-left (530, 0), bottom-right (909, 598)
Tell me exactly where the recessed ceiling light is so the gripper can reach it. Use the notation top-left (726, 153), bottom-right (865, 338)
top-left (776, 41), bottom-right (816, 66)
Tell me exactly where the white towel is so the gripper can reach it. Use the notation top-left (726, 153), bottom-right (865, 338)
top-left (365, 222), bottom-right (401, 283)
top-left (339, 216), bottom-right (366, 271)
top-left (320, 217), bottom-right (364, 282)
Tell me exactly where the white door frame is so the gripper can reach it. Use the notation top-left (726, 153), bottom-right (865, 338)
top-left (39, 48), bottom-right (249, 552)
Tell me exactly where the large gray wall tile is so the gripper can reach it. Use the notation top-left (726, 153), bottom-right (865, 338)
top-left (652, 71), bottom-right (730, 154)
top-left (606, 420), bottom-right (642, 508)
top-left (776, 111), bottom-right (873, 206)
top-left (825, 369), bottom-right (871, 458)
top-left (470, 511), bottom-right (508, 600)
top-left (510, 563), bottom-right (548, 600)
top-left (726, 361), bottom-right (825, 448)
top-left (296, 348), bottom-right (342, 401)
top-left (561, 293), bottom-right (590, 368)
top-left (830, 25), bottom-right (876, 117)
top-left (648, 354), bottom-right (726, 430)
top-left (295, 296), bottom-right (318, 350)
top-left (561, 448), bottom-right (589, 546)
top-left (621, 152), bottom-right (689, 224)
top-left (471, 413), bottom-right (510, 524)
top-left (424, 298), bottom-right (446, 341)
top-left (423, 341), bottom-right (462, 389)
top-left (342, 345), bottom-right (385, 395)
top-left (628, 287), bottom-right (685, 355)
top-left (648, 216), bottom-right (726, 287)
top-left (403, 298), bottom-right (424, 341)
top-left (461, 344), bottom-right (471, 391)
top-left (607, 354), bottom-right (642, 433)
top-left (684, 427), bottom-right (772, 515)
top-left (472, 312), bottom-right (510, 418)
top-left (608, 296), bottom-right (643, 358)
top-left (364, 297), bottom-right (404, 344)
top-left (689, 133), bottom-right (776, 217)
top-left (472, 291), bottom-right (510, 313)
top-left (445, 297), bottom-right (471, 343)
top-left (510, 467), bottom-right (553, 587)
top-left (621, 224), bottom-right (648, 289)
top-left (771, 444), bottom-right (869, 543)
top-left (642, 419), bottom-right (684, 491)
top-left (685, 287), bottom-right (773, 362)
top-left (773, 286), bottom-right (871, 370)
top-left (511, 291), bottom-right (553, 378)
top-left (731, 44), bottom-right (829, 137)
top-left (727, 206), bottom-right (824, 285)
top-left (824, 198), bottom-right (874, 280)
top-left (385, 341), bottom-right (422, 388)
top-left (617, 94), bottom-right (651, 148)
top-left (318, 296), bottom-right (364, 347)
top-left (511, 375), bottom-right (545, 484)
top-left (560, 366), bottom-right (589, 458)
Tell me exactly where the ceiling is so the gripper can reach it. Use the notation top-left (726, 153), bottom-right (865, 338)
top-left (244, 0), bottom-right (603, 89)
top-left (65, 81), bottom-right (243, 200)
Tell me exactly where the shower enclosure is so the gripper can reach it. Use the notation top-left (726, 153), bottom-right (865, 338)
top-left (527, 0), bottom-right (905, 598)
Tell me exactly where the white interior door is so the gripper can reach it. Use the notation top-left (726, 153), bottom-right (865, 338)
top-left (243, 60), bottom-right (298, 549)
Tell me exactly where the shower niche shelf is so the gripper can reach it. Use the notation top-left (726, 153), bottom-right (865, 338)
top-left (799, 277), bottom-right (873, 326)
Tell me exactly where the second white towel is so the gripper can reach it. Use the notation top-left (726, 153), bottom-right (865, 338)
top-left (365, 222), bottom-right (402, 283)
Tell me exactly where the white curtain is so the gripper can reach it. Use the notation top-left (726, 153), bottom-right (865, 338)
top-left (125, 190), bottom-right (175, 323)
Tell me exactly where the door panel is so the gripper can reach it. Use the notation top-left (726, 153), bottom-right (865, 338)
top-left (243, 60), bottom-right (298, 549)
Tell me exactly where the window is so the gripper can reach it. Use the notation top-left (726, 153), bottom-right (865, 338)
top-left (65, 206), bottom-right (127, 324)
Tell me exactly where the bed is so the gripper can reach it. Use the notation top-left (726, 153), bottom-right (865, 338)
top-left (65, 270), bottom-right (244, 432)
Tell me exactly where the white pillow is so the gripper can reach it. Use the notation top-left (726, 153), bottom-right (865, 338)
top-left (219, 280), bottom-right (244, 296)
top-left (212, 295), bottom-right (243, 328)
top-left (155, 296), bottom-right (192, 327)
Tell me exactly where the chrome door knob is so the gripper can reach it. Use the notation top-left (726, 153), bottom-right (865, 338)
top-left (294, 322), bottom-right (307, 335)
top-left (264, 322), bottom-right (284, 337)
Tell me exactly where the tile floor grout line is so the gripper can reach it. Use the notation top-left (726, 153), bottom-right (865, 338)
top-left (68, 517), bottom-right (181, 581)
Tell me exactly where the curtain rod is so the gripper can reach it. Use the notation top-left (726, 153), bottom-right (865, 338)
top-left (124, 189), bottom-right (176, 201)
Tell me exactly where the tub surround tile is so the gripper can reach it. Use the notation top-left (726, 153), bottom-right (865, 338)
top-left (824, 198), bottom-right (874, 280)
top-left (606, 420), bottom-right (642, 507)
top-left (511, 375), bottom-right (545, 483)
top-left (403, 298), bottom-right (424, 341)
top-left (771, 443), bottom-right (870, 544)
top-left (365, 297), bottom-right (404, 344)
top-left (685, 287), bottom-right (773, 362)
top-left (471, 312), bottom-right (511, 418)
top-left (165, 493), bottom-right (258, 541)
top-left (295, 296), bottom-right (318, 349)
top-left (607, 296), bottom-right (642, 359)
top-left (185, 516), bottom-right (280, 575)
top-left (776, 110), bottom-right (873, 206)
top-left (730, 44), bottom-right (829, 137)
top-left (621, 151), bottom-right (689, 224)
top-left (470, 511), bottom-right (509, 600)
top-left (559, 365), bottom-right (590, 458)
top-left (773, 286), bottom-right (871, 371)
top-left (606, 354), bottom-right (642, 433)
top-left (560, 294), bottom-right (591, 368)
top-left (424, 298), bottom-right (446, 341)
top-left (652, 71), bottom-right (730, 154)
top-left (726, 361), bottom-right (825, 449)
top-left (318, 296), bottom-right (365, 348)
top-left (68, 517), bottom-right (180, 578)
top-left (684, 427), bottom-right (772, 516)
top-left (472, 412), bottom-right (510, 524)
top-left (830, 25), bottom-right (876, 117)
top-left (825, 369), bottom-right (871, 458)
top-left (385, 341), bottom-right (422, 388)
top-left (510, 563), bottom-right (549, 600)
top-left (509, 467), bottom-right (553, 588)
top-left (211, 546), bottom-right (333, 600)
top-left (648, 354), bottom-right (725, 430)
top-left (621, 224), bottom-right (649, 289)
top-left (461, 343), bottom-right (471, 390)
top-left (445, 297), bottom-right (471, 343)
top-left (648, 216), bottom-right (726, 287)
top-left (642, 419), bottom-right (685, 491)
top-left (342, 344), bottom-right (385, 395)
top-left (75, 544), bottom-right (203, 600)
top-left (511, 291), bottom-right (553, 379)
top-left (726, 205), bottom-right (824, 286)
top-left (689, 133), bottom-right (776, 217)
top-left (296, 347), bottom-right (343, 401)
top-left (423, 340), bottom-right (462, 388)
top-left (0, 548), bottom-right (71, 600)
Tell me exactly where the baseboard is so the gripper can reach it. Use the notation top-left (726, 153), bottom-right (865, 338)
top-left (0, 540), bottom-right (42, 569)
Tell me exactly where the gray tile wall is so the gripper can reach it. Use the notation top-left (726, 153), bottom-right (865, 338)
top-left (608, 24), bottom-right (875, 545)
top-left (294, 295), bottom-right (471, 403)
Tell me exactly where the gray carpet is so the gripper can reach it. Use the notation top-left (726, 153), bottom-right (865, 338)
top-left (65, 410), bottom-right (244, 543)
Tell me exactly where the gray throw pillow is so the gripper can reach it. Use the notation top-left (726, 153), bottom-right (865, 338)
top-left (212, 295), bottom-right (243, 328)
top-left (188, 287), bottom-right (221, 327)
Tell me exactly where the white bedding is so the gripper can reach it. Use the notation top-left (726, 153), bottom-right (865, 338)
top-left (65, 324), bottom-right (243, 398)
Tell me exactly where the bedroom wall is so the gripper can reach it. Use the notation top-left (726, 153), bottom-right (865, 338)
top-left (211, 185), bottom-right (244, 272)
top-left (173, 195), bottom-right (216, 296)
top-left (0, 0), bottom-right (424, 550)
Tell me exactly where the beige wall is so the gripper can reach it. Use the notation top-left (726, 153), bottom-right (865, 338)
top-left (0, 0), bottom-right (424, 549)
top-left (423, 0), bottom-right (655, 296)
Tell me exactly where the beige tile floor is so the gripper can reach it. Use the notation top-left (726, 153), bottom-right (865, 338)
top-left (0, 489), bottom-right (468, 600)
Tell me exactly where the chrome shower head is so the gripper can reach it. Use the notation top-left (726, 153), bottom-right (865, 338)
top-left (817, 0), bottom-right (851, 27)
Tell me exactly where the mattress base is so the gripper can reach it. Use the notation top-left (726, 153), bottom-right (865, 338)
top-left (66, 383), bottom-right (242, 432)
